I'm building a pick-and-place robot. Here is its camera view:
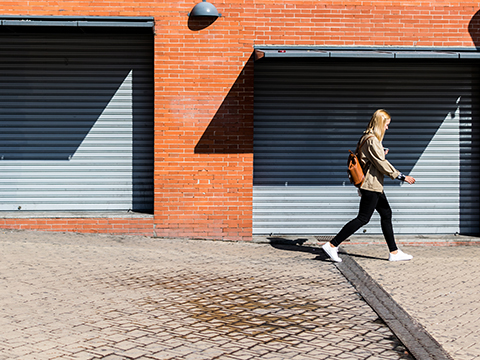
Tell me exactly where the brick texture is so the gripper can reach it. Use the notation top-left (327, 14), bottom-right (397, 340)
top-left (0, 1), bottom-right (479, 239)
top-left (0, 218), bottom-right (155, 236)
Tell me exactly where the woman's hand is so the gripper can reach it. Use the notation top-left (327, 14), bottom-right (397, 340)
top-left (405, 176), bottom-right (416, 184)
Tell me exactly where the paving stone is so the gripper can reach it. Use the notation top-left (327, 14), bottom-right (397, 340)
top-left (67, 351), bottom-right (98, 360)
top-left (183, 353), bottom-right (212, 360)
top-left (88, 346), bottom-right (117, 357)
top-left (101, 355), bottom-right (129, 360)
top-left (117, 347), bottom-right (150, 359)
top-left (112, 340), bottom-right (140, 351)
top-left (149, 350), bottom-right (181, 360)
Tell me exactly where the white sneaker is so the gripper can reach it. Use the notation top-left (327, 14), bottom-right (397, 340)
top-left (389, 249), bottom-right (413, 262)
top-left (322, 242), bottom-right (342, 263)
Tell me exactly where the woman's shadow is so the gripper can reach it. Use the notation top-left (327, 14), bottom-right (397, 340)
top-left (268, 237), bottom-right (386, 261)
top-left (268, 237), bottom-right (329, 261)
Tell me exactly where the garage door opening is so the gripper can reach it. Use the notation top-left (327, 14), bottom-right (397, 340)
top-left (0, 22), bottom-right (154, 213)
top-left (254, 56), bottom-right (480, 235)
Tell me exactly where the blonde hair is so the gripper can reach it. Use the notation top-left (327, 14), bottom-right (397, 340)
top-left (365, 109), bottom-right (390, 141)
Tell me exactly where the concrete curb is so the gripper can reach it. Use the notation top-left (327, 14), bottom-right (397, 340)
top-left (336, 252), bottom-right (454, 360)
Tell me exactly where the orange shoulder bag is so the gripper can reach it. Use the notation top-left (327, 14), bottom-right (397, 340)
top-left (347, 135), bottom-right (374, 187)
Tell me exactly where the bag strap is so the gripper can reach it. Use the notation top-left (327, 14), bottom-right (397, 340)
top-left (356, 135), bottom-right (375, 155)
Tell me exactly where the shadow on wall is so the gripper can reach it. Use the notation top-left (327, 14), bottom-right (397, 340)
top-left (253, 58), bottom-right (461, 187)
top-left (0, 69), bottom-right (129, 161)
top-left (0, 33), bottom-right (150, 162)
top-left (469, 9), bottom-right (480, 48)
top-left (194, 55), bottom-right (254, 154)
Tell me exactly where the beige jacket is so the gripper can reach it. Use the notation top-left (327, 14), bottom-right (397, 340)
top-left (357, 132), bottom-right (400, 192)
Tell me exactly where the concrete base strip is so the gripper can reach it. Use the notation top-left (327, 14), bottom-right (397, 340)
top-left (336, 252), bottom-right (454, 360)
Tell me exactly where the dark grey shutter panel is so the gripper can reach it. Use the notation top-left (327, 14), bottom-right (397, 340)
top-left (253, 58), bottom-right (480, 235)
top-left (0, 33), bottom-right (153, 212)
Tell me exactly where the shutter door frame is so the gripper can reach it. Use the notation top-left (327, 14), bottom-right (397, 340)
top-left (253, 56), bottom-right (480, 235)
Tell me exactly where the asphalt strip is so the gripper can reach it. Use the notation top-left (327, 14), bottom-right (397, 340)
top-left (336, 252), bottom-right (454, 360)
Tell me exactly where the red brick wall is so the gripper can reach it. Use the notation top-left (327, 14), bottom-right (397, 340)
top-left (0, 218), bottom-right (155, 236)
top-left (0, 1), bottom-right (478, 239)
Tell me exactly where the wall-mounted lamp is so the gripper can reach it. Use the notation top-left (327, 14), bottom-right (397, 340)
top-left (189, 0), bottom-right (222, 18)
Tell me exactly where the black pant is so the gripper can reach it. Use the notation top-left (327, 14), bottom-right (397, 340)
top-left (331, 189), bottom-right (398, 252)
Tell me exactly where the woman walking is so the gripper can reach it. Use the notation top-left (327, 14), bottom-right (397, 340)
top-left (322, 109), bottom-right (416, 262)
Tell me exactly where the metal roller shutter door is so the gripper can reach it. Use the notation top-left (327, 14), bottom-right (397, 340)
top-left (253, 58), bottom-right (480, 235)
top-left (0, 33), bottom-right (153, 212)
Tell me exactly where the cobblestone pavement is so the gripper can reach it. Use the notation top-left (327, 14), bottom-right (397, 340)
top-left (0, 230), bottom-right (413, 360)
top-left (342, 244), bottom-right (480, 360)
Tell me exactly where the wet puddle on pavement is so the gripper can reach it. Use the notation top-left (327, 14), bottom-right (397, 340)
top-left (104, 270), bottom-right (413, 358)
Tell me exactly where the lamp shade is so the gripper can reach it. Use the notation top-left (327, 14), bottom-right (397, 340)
top-left (189, 0), bottom-right (221, 17)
